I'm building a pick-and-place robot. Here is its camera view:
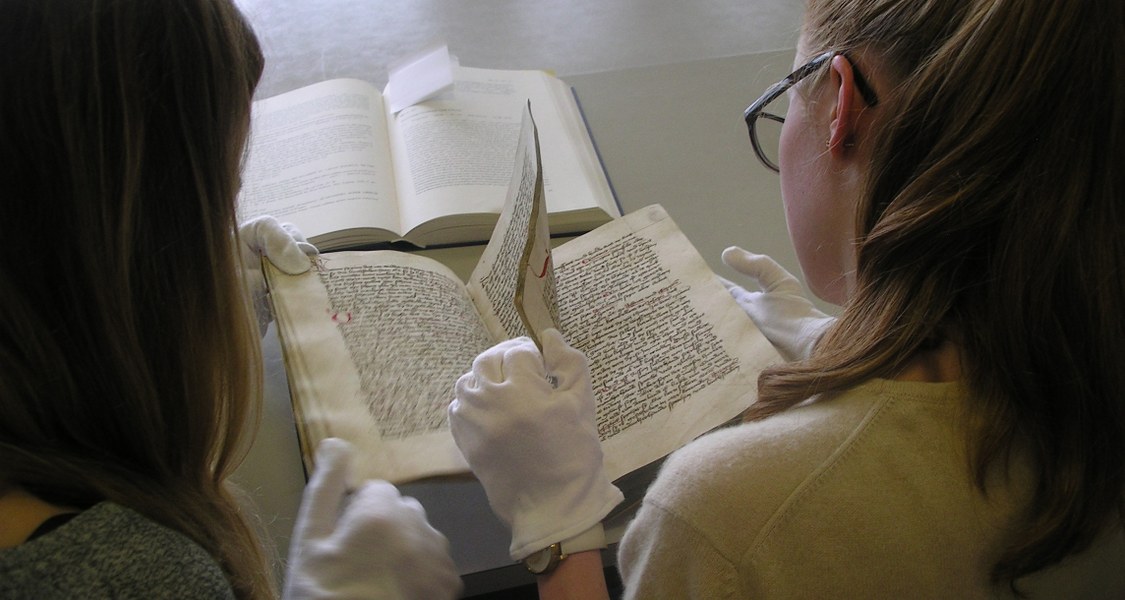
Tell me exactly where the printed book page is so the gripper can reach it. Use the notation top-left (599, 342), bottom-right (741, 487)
top-left (388, 66), bottom-right (618, 239)
top-left (238, 79), bottom-right (401, 242)
top-left (238, 68), bottom-right (618, 250)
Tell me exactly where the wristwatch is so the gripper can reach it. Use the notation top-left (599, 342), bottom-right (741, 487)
top-left (522, 523), bottom-right (607, 574)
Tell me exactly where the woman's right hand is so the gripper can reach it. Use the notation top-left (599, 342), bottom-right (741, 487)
top-left (449, 328), bottom-right (623, 561)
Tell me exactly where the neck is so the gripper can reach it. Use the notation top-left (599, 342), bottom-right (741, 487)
top-left (893, 339), bottom-right (962, 383)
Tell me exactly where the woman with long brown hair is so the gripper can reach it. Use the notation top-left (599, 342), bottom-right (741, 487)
top-left (449, 0), bottom-right (1125, 596)
top-left (0, 0), bottom-right (459, 597)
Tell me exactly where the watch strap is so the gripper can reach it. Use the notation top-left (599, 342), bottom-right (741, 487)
top-left (559, 522), bottom-right (606, 557)
top-left (522, 523), bottom-right (607, 575)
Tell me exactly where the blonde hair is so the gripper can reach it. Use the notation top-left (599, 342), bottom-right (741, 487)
top-left (750, 0), bottom-right (1125, 589)
top-left (0, 0), bottom-right (272, 597)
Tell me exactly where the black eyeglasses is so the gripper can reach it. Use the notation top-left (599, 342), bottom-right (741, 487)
top-left (743, 51), bottom-right (879, 172)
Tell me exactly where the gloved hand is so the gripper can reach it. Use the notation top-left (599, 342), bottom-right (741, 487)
top-left (283, 438), bottom-right (462, 600)
top-left (239, 215), bottom-right (317, 335)
top-left (720, 246), bottom-right (836, 362)
top-left (449, 328), bottom-right (624, 561)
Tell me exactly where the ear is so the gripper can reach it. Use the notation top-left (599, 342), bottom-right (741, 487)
top-left (827, 55), bottom-right (865, 156)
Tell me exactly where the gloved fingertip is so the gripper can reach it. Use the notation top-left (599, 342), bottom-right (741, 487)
top-left (238, 214), bottom-right (274, 233)
top-left (253, 219), bottom-right (313, 275)
top-left (314, 437), bottom-right (355, 473)
top-left (352, 479), bottom-right (402, 503)
top-left (280, 224), bottom-right (320, 258)
top-left (540, 328), bottom-right (590, 383)
top-left (296, 240), bottom-right (319, 257)
top-left (280, 221), bottom-right (310, 243)
top-left (721, 246), bottom-right (757, 267)
top-left (453, 371), bottom-right (474, 394)
top-left (396, 492), bottom-right (427, 517)
top-left (723, 250), bottom-right (805, 294)
top-left (721, 246), bottom-right (765, 271)
top-left (538, 328), bottom-right (566, 354)
top-left (291, 438), bottom-right (355, 540)
top-left (470, 344), bottom-right (510, 383)
top-left (271, 248), bottom-right (314, 275)
top-left (448, 389), bottom-right (473, 423)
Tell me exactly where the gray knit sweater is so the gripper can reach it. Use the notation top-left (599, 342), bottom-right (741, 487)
top-left (0, 501), bottom-right (234, 599)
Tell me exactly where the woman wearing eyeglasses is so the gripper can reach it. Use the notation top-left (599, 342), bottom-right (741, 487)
top-left (449, 0), bottom-right (1125, 597)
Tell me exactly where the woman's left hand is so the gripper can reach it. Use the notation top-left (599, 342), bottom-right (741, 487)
top-left (283, 438), bottom-right (462, 600)
top-left (238, 215), bottom-right (317, 335)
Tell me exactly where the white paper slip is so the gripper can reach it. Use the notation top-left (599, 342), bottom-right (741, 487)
top-left (385, 44), bottom-right (455, 113)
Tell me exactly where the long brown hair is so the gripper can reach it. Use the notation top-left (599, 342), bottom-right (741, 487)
top-left (0, 0), bottom-right (272, 597)
top-left (749, 0), bottom-right (1125, 588)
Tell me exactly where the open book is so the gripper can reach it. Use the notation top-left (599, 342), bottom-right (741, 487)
top-left (238, 65), bottom-right (620, 250)
top-left (266, 107), bottom-right (781, 483)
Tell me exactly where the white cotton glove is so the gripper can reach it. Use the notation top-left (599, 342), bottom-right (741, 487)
top-left (283, 438), bottom-right (462, 600)
top-left (720, 246), bottom-right (836, 362)
top-left (239, 215), bottom-right (318, 335)
top-left (449, 328), bottom-right (624, 561)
